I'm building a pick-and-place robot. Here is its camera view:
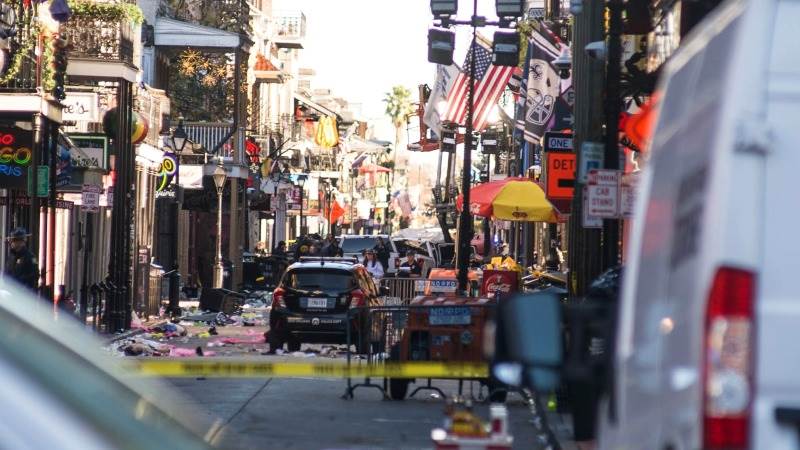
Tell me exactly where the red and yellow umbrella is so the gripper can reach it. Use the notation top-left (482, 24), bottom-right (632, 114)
top-left (456, 177), bottom-right (559, 222)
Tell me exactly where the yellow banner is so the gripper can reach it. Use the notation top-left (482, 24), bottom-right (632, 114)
top-left (126, 360), bottom-right (489, 379)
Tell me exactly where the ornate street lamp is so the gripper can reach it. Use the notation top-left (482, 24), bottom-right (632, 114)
top-left (212, 163), bottom-right (227, 288)
top-left (167, 118), bottom-right (189, 317)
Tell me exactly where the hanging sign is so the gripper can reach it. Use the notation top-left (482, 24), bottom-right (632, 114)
top-left (68, 134), bottom-right (109, 170)
top-left (81, 184), bottom-right (102, 213)
top-left (62, 92), bottom-right (100, 122)
top-left (156, 151), bottom-right (178, 193)
top-left (0, 126), bottom-right (33, 190)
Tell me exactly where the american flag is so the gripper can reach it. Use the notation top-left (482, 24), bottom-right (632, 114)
top-left (442, 37), bottom-right (515, 132)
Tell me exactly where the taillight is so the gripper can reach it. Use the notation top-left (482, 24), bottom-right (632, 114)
top-left (272, 287), bottom-right (286, 309)
top-left (350, 289), bottom-right (365, 308)
top-left (703, 267), bottom-right (755, 450)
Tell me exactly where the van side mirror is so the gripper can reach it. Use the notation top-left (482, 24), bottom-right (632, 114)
top-left (492, 292), bottom-right (562, 391)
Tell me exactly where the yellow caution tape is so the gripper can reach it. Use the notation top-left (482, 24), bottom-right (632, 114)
top-left (126, 360), bottom-right (489, 379)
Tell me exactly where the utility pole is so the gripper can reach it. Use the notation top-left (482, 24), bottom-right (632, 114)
top-left (603, 0), bottom-right (624, 270)
top-left (567, 0), bottom-right (606, 296)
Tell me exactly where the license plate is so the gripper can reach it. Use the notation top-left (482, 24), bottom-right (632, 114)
top-left (428, 307), bottom-right (471, 325)
top-left (305, 298), bottom-right (328, 308)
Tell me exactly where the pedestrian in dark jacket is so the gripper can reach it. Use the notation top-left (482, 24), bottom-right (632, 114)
top-left (373, 236), bottom-right (391, 271)
top-left (5, 227), bottom-right (37, 290)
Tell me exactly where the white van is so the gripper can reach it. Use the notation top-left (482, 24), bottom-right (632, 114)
top-left (598, 1), bottom-right (800, 449)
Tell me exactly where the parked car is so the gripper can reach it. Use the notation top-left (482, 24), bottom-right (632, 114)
top-left (269, 257), bottom-right (385, 353)
top-left (0, 281), bottom-right (213, 450)
top-left (338, 234), bottom-right (400, 275)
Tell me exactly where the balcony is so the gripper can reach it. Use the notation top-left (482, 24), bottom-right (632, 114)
top-left (157, 0), bottom-right (252, 47)
top-left (0, 4), bottom-right (41, 93)
top-left (273, 12), bottom-right (306, 49)
top-left (0, 46), bottom-right (40, 93)
top-left (61, 0), bottom-right (140, 82)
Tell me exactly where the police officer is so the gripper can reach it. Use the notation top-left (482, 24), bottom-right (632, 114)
top-left (5, 227), bottom-right (38, 290)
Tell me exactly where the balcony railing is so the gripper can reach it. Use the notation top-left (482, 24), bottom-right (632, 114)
top-left (273, 11), bottom-right (306, 48)
top-left (184, 122), bottom-right (244, 164)
top-left (0, 47), bottom-right (40, 93)
top-left (0, 3), bottom-right (41, 93)
top-left (62, 9), bottom-right (135, 66)
top-left (162, 0), bottom-right (252, 37)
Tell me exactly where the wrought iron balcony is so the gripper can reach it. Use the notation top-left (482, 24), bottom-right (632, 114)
top-left (273, 11), bottom-right (306, 49)
top-left (183, 122), bottom-right (245, 165)
top-left (61, 4), bottom-right (136, 66)
top-left (0, 3), bottom-right (42, 93)
top-left (161, 0), bottom-right (252, 37)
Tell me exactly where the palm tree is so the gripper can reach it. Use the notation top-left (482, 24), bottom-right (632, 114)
top-left (383, 85), bottom-right (415, 152)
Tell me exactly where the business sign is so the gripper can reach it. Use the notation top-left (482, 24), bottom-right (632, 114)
top-left (68, 134), bottom-right (109, 170)
top-left (578, 142), bottom-right (604, 183)
top-left (179, 165), bottom-right (204, 189)
top-left (0, 126), bottom-right (33, 190)
top-left (62, 92), bottom-right (100, 122)
top-left (155, 151), bottom-right (178, 192)
top-left (81, 184), bottom-right (102, 213)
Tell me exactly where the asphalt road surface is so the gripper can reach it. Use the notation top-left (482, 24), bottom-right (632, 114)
top-left (168, 374), bottom-right (576, 450)
top-left (123, 310), bottom-right (577, 449)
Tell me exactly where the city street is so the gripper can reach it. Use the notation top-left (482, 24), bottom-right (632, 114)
top-left (168, 376), bottom-right (575, 450)
top-left (118, 315), bottom-right (576, 449)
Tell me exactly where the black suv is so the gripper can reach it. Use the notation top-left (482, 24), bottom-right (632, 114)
top-left (269, 257), bottom-right (383, 353)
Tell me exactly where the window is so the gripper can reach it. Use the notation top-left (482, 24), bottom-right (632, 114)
top-left (287, 269), bottom-right (355, 293)
top-left (340, 237), bottom-right (379, 253)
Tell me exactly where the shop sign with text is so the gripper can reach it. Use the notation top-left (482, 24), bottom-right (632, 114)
top-left (0, 126), bottom-right (33, 190)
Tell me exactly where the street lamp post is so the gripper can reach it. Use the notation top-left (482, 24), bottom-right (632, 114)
top-left (212, 163), bottom-right (227, 288)
top-left (167, 118), bottom-right (188, 316)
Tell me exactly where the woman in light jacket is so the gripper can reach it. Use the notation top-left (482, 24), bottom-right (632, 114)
top-left (363, 249), bottom-right (384, 279)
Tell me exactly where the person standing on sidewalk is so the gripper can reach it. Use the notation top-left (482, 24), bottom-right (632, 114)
top-left (5, 227), bottom-right (38, 291)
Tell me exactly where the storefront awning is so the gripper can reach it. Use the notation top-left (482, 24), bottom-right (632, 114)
top-left (293, 94), bottom-right (338, 118)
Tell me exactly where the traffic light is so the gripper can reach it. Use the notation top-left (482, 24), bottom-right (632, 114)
top-left (52, 36), bottom-right (68, 101)
top-left (492, 31), bottom-right (519, 67)
top-left (428, 28), bottom-right (455, 65)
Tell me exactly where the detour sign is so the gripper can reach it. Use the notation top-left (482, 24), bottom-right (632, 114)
top-left (543, 132), bottom-right (575, 200)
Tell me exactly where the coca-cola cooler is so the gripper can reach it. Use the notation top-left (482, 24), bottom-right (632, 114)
top-left (480, 270), bottom-right (520, 299)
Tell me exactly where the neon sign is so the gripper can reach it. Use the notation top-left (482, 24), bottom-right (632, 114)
top-left (0, 129), bottom-right (33, 189)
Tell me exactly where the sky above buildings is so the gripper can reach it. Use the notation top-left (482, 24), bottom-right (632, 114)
top-left (275, 0), bottom-right (502, 142)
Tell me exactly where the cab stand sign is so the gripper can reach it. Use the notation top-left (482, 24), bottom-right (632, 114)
top-left (584, 169), bottom-right (636, 225)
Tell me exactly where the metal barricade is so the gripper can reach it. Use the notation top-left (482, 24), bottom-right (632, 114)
top-left (378, 277), bottom-right (425, 305)
top-left (343, 303), bottom-right (497, 401)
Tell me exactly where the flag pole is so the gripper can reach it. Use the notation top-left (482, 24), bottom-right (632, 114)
top-left (457, 0), bottom-right (479, 295)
